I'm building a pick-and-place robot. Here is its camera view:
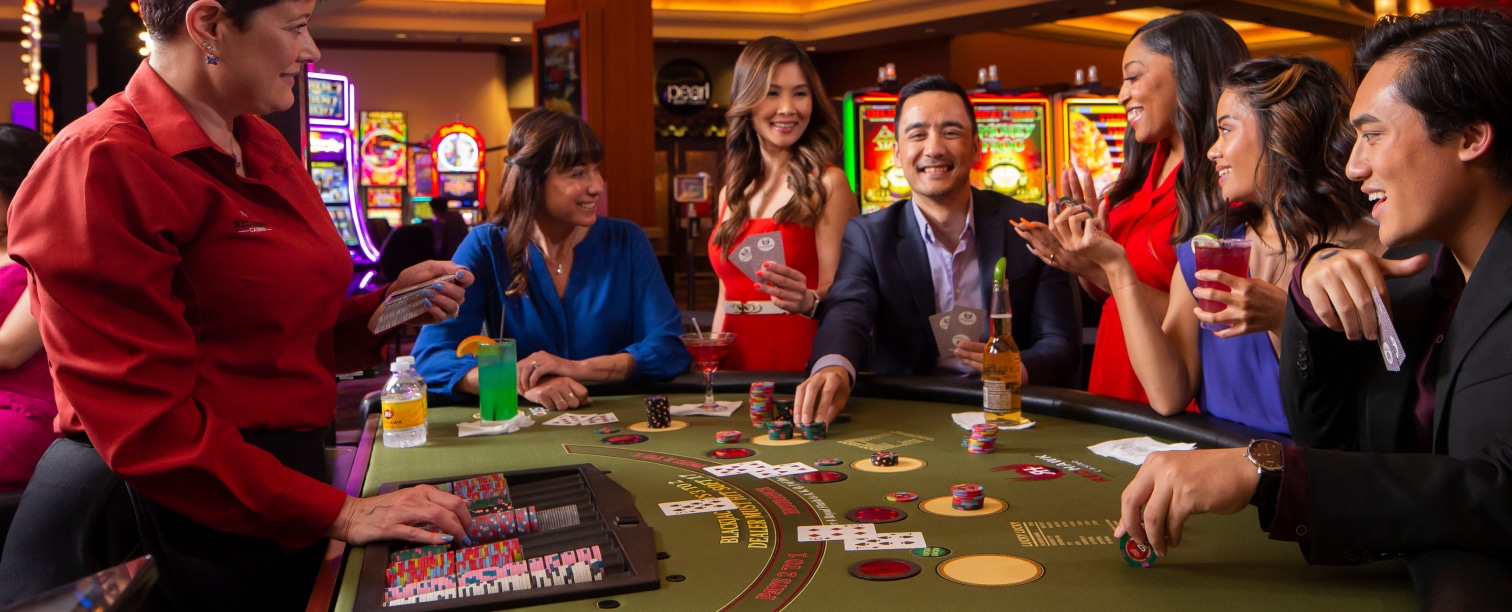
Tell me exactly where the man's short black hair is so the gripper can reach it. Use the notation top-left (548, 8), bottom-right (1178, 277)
top-left (895, 75), bottom-right (976, 136)
top-left (1355, 8), bottom-right (1512, 183)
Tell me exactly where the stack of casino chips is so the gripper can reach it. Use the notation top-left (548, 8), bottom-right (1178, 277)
top-left (772, 399), bottom-right (795, 423)
top-left (768, 420), bottom-right (794, 440)
top-left (453, 539), bottom-right (524, 574)
top-left (467, 506), bottom-right (539, 543)
top-left (645, 395), bottom-right (672, 428)
top-left (386, 544), bottom-right (456, 600)
top-left (749, 382), bottom-right (775, 427)
top-left (799, 420), bottom-right (827, 440)
top-left (965, 423), bottom-right (999, 454)
top-left (871, 451), bottom-right (900, 467)
top-left (952, 483), bottom-right (985, 511)
top-left (715, 430), bottom-right (742, 444)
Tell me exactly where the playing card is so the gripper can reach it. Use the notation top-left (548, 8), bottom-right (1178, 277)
top-left (729, 231), bottom-right (786, 283)
top-left (843, 531), bottom-right (927, 551)
top-left (579, 413), bottom-right (619, 425)
top-left (658, 497), bottom-right (738, 516)
top-left (542, 413), bottom-right (584, 426)
top-left (703, 460), bottom-right (770, 477)
top-left (373, 273), bottom-right (459, 333)
top-left (748, 461), bottom-right (818, 479)
top-left (929, 306), bottom-right (986, 357)
top-left (797, 524), bottom-right (877, 542)
top-left (1371, 288), bottom-right (1406, 372)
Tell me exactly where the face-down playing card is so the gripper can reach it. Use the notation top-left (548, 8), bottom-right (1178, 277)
top-left (729, 231), bottom-right (786, 283)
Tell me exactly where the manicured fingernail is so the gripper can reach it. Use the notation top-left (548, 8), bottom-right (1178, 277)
top-left (422, 289), bottom-right (436, 298)
top-left (432, 282), bottom-right (446, 290)
top-left (753, 283), bottom-right (762, 291)
top-left (440, 534), bottom-right (454, 543)
top-left (462, 535), bottom-right (474, 547)
top-left (763, 262), bottom-right (772, 268)
top-left (455, 270), bottom-right (467, 280)
top-left (423, 298), bottom-right (433, 308)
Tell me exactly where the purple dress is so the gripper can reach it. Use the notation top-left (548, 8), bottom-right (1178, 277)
top-left (0, 263), bottom-right (58, 491)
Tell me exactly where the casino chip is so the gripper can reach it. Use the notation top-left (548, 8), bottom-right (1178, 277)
top-left (814, 458), bottom-right (844, 467)
top-left (595, 427), bottom-right (619, 434)
top-left (885, 492), bottom-right (918, 502)
top-left (910, 546), bottom-right (951, 558)
top-left (1120, 533), bottom-right (1157, 568)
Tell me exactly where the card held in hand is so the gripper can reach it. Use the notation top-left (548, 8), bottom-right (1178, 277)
top-left (729, 231), bottom-right (786, 283)
top-left (374, 273), bottom-right (458, 334)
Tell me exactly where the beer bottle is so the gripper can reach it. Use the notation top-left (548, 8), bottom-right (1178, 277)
top-left (982, 257), bottom-right (1022, 425)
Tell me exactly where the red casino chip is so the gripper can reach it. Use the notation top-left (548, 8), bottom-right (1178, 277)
top-left (1120, 533), bottom-right (1157, 568)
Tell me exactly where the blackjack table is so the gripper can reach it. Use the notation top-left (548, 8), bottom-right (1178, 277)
top-left (312, 374), bottom-right (1415, 611)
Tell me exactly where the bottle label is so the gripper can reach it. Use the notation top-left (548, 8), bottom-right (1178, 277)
top-left (382, 396), bottom-right (427, 430)
top-left (983, 380), bottom-right (1010, 413)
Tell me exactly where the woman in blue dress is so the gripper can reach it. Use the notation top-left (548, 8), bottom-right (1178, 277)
top-left (1054, 56), bottom-right (1380, 434)
top-left (414, 109), bottom-right (690, 408)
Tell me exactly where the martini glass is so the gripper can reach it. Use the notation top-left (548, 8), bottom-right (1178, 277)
top-left (680, 332), bottom-right (736, 408)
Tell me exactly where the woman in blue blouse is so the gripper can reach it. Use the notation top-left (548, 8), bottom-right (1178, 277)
top-left (413, 109), bottom-right (689, 408)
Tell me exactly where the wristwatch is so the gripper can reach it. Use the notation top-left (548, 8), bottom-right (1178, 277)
top-left (1245, 439), bottom-right (1284, 508)
top-left (803, 290), bottom-right (823, 319)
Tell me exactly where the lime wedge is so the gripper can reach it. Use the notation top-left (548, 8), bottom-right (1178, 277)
top-left (994, 257), bottom-right (1007, 283)
top-left (1190, 232), bottom-right (1220, 253)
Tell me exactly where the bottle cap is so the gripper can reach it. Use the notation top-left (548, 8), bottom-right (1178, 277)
top-left (390, 360), bottom-right (406, 373)
top-left (396, 356), bottom-right (415, 366)
top-left (994, 257), bottom-right (1007, 283)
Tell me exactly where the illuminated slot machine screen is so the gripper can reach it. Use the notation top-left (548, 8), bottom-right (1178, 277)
top-left (440, 172), bottom-right (480, 202)
top-left (411, 148), bottom-right (437, 202)
top-left (1054, 96), bottom-right (1127, 197)
top-left (326, 206), bottom-right (360, 247)
top-left (843, 91), bottom-right (903, 215)
top-left (970, 93), bottom-right (1051, 206)
top-left (310, 161), bottom-right (351, 205)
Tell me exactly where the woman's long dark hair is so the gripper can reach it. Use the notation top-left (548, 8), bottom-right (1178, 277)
top-left (713, 36), bottom-right (840, 252)
top-left (1104, 11), bottom-right (1250, 243)
top-left (489, 108), bottom-right (604, 298)
top-left (1208, 55), bottom-right (1371, 257)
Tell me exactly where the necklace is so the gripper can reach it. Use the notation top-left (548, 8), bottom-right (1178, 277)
top-left (537, 245), bottom-right (572, 275)
top-left (222, 132), bottom-right (242, 170)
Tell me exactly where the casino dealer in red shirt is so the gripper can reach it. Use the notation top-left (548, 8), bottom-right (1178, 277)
top-left (0, 0), bottom-right (475, 609)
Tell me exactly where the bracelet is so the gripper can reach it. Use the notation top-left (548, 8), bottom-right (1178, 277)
top-left (803, 290), bottom-right (822, 319)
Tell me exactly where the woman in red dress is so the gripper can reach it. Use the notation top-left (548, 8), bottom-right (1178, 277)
top-left (709, 37), bottom-right (855, 371)
top-left (1015, 11), bottom-right (1249, 404)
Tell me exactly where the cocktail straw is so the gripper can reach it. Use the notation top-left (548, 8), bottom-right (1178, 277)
top-left (693, 318), bottom-right (705, 339)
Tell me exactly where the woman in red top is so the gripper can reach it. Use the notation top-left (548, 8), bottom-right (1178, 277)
top-left (1016, 11), bottom-right (1249, 405)
top-left (709, 37), bottom-right (856, 371)
top-left (0, 0), bottom-right (472, 608)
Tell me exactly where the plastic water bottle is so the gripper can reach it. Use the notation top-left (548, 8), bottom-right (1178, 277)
top-left (381, 358), bottom-right (428, 448)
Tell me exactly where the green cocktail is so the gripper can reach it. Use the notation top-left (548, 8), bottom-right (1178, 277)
top-left (477, 339), bottom-right (517, 423)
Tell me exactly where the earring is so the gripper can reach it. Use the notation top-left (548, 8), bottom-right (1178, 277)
top-left (203, 42), bottom-right (219, 65)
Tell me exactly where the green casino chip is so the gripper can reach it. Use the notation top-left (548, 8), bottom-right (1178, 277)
top-left (814, 458), bottom-right (844, 466)
top-left (1120, 533), bottom-right (1157, 568)
top-left (910, 547), bottom-right (950, 558)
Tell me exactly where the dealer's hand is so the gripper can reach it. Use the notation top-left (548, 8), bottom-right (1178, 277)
top-left (522, 375), bottom-right (590, 411)
top-left (1299, 248), bottom-right (1429, 341)
top-left (1191, 271), bottom-right (1288, 337)
top-left (794, 366), bottom-right (850, 426)
top-left (755, 262), bottom-right (816, 315)
top-left (328, 484), bottom-right (472, 546)
top-left (369, 262), bottom-right (472, 332)
top-left (1114, 448), bottom-right (1258, 557)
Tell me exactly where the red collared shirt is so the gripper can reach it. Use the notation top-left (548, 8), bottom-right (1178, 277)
top-left (8, 61), bottom-right (388, 547)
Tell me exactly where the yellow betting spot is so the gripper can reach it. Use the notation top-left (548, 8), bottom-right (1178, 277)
top-left (455, 335), bottom-right (495, 358)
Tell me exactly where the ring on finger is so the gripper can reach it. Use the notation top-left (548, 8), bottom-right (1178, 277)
top-left (1049, 253), bottom-right (1057, 263)
top-left (531, 360), bottom-right (540, 368)
top-left (567, 392), bottom-right (577, 400)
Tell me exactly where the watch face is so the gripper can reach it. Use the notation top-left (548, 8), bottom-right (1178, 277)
top-left (1250, 440), bottom-right (1283, 471)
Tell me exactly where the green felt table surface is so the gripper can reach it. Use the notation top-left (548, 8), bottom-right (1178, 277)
top-left (332, 394), bottom-right (1414, 611)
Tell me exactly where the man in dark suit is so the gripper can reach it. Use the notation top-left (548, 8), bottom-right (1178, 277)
top-left (1112, 8), bottom-right (1512, 606)
top-left (793, 75), bottom-right (1080, 425)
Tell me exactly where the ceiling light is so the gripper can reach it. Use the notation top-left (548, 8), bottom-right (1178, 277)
top-left (510, 36), bottom-right (522, 43)
top-left (395, 32), bottom-right (408, 39)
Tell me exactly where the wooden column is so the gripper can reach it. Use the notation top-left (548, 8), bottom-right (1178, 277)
top-left (540, 0), bottom-right (655, 229)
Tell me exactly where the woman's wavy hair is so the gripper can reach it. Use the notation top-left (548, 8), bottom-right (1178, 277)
top-left (1104, 11), bottom-right (1250, 244)
top-left (489, 108), bottom-right (604, 298)
top-left (713, 36), bottom-right (840, 252)
top-left (1209, 55), bottom-right (1371, 257)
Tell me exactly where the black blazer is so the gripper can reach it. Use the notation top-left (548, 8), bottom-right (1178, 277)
top-left (809, 189), bottom-right (1080, 386)
top-left (1280, 208), bottom-right (1512, 566)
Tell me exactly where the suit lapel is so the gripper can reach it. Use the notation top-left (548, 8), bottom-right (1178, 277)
top-left (895, 201), bottom-right (940, 321)
top-left (1432, 212), bottom-right (1512, 448)
top-left (974, 191), bottom-right (1006, 307)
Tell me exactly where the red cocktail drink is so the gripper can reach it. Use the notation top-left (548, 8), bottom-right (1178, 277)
top-left (1193, 238), bottom-right (1251, 330)
top-left (680, 332), bottom-right (736, 407)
